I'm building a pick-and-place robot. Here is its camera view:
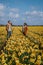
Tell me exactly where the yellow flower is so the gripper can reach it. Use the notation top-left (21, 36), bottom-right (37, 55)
top-left (4, 63), bottom-right (7, 65)
top-left (2, 59), bottom-right (6, 64)
top-left (37, 55), bottom-right (41, 60)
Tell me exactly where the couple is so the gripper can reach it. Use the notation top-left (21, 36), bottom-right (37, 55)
top-left (6, 21), bottom-right (28, 40)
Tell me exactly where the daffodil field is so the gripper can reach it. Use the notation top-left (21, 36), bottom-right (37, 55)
top-left (0, 26), bottom-right (43, 65)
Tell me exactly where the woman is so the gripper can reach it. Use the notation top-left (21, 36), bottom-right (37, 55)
top-left (22, 23), bottom-right (28, 36)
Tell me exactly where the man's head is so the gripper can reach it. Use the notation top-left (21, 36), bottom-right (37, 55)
top-left (8, 20), bottom-right (11, 24)
top-left (8, 20), bottom-right (10, 23)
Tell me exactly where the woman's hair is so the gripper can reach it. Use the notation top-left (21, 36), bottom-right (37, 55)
top-left (24, 22), bottom-right (27, 26)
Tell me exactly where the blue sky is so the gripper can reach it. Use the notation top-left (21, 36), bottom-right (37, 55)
top-left (0, 0), bottom-right (43, 25)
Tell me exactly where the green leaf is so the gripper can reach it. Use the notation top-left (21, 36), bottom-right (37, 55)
top-left (11, 60), bottom-right (16, 65)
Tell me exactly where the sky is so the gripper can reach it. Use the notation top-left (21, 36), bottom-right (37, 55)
top-left (0, 0), bottom-right (43, 25)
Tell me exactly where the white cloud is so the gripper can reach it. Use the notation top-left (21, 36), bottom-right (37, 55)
top-left (25, 10), bottom-right (43, 17)
top-left (39, 11), bottom-right (43, 17)
top-left (31, 6), bottom-right (35, 10)
top-left (10, 8), bottom-right (19, 12)
top-left (9, 12), bottom-right (19, 18)
top-left (31, 11), bottom-right (38, 15)
top-left (25, 10), bottom-right (38, 15)
top-left (9, 12), bottom-right (14, 17)
top-left (25, 11), bottom-right (30, 15)
top-left (0, 11), bottom-right (5, 17)
top-left (22, 18), bottom-right (26, 21)
top-left (9, 8), bottom-right (20, 19)
top-left (15, 14), bottom-right (19, 18)
top-left (23, 10), bottom-right (43, 23)
top-left (0, 18), bottom-right (5, 21)
top-left (0, 3), bottom-right (5, 17)
top-left (0, 3), bottom-right (5, 10)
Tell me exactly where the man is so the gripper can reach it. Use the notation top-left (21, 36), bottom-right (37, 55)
top-left (22, 23), bottom-right (28, 36)
top-left (6, 20), bottom-right (12, 40)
